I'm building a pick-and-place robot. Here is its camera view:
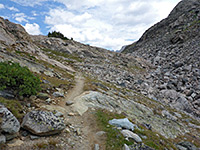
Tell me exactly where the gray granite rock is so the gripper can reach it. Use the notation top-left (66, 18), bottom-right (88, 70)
top-left (0, 135), bottom-right (6, 144)
top-left (66, 101), bottom-right (74, 106)
top-left (109, 118), bottom-right (136, 131)
top-left (128, 143), bottom-right (155, 150)
top-left (177, 145), bottom-right (187, 150)
top-left (177, 141), bottom-right (197, 150)
top-left (0, 90), bottom-right (15, 99)
top-left (121, 130), bottom-right (142, 143)
top-left (162, 110), bottom-right (178, 121)
top-left (123, 144), bottom-right (130, 150)
top-left (21, 110), bottom-right (65, 136)
top-left (37, 93), bottom-right (50, 100)
top-left (0, 104), bottom-right (20, 134)
top-left (53, 92), bottom-right (64, 97)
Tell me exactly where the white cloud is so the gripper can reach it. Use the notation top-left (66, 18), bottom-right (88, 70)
top-left (45, 9), bottom-right (92, 26)
top-left (44, 0), bottom-right (181, 50)
top-left (24, 23), bottom-right (41, 35)
top-left (14, 13), bottom-right (28, 22)
top-left (10, 0), bottom-right (48, 7)
top-left (31, 11), bottom-right (38, 16)
top-left (0, 4), bottom-right (5, 9)
top-left (13, 13), bottom-right (35, 23)
top-left (8, 6), bottom-right (19, 12)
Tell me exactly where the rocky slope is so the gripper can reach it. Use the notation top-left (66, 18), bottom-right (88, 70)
top-left (0, 4), bottom-right (200, 150)
top-left (122, 0), bottom-right (200, 118)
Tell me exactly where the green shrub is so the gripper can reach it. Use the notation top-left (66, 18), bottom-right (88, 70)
top-left (0, 62), bottom-right (41, 97)
top-left (48, 31), bottom-right (69, 40)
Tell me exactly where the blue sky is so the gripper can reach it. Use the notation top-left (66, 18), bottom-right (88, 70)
top-left (0, 0), bottom-right (181, 50)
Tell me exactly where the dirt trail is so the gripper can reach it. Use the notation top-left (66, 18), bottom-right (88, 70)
top-left (64, 73), bottom-right (85, 103)
top-left (61, 73), bottom-right (105, 150)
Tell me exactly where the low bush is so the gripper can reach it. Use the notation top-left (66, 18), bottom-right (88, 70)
top-left (0, 62), bottom-right (41, 97)
top-left (48, 31), bottom-right (69, 40)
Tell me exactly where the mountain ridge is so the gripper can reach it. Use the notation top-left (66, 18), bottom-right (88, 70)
top-left (122, 0), bottom-right (200, 118)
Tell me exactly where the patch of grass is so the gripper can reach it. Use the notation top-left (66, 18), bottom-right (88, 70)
top-left (15, 50), bottom-right (36, 60)
top-left (34, 58), bottom-right (75, 90)
top-left (5, 47), bottom-right (13, 52)
top-left (83, 75), bottom-right (101, 91)
top-left (41, 48), bottom-right (82, 63)
top-left (127, 64), bottom-right (145, 73)
top-left (130, 91), bottom-right (163, 111)
top-left (95, 109), bottom-right (133, 150)
top-left (180, 112), bottom-right (200, 126)
top-left (0, 97), bottom-right (24, 120)
top-left (35, 59), bottom-right (75, 80)
top-left (34, 142), bottom-right (48, 149)
top-left (83, 74), bottom-right (122, 92)
top-left (39, 73), bottom-right (74, 90)
top-left (174, 133), bottom-right (200, 148)
top-left (134, 125), bottom-right (177, 150)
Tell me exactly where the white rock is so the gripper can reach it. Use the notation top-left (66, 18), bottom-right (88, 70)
top-left (121, 130), bottom-right (142, 143)
top-left (123, 144), bottom-right (130, 150)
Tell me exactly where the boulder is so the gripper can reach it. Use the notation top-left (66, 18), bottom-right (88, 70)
top-left (109, 118), bottom-right (136, 131)
top-left (177, 145), bottom-right (187, 150)
top-left (21, 110), bottom-right (65, 136)
top-left (172, 96), bottom-right (193, 113)
top-left (123, 144), bottom-right (130, 150)
top-left (161, 110), bottom-right (178, 121)
top-left (160, 90), bottom-right (179, 101)
top-left (66, 101), bottom-right (74, 106)
top-left (0, 135), bottom-right (6, 144)
top-left (53, 92), bottom-right (64, 97)
top-left (37, 93), bottom-right (50, 100)
top-left (53, 110), bottom-right (64, 117)
top-left (0, 104), bottom-right (20, 134)
top-left (129, 143), bottom-right (155, 150)
top-left (177, 141), bottom-right (197, 150)
top-left (121, 130), bottom-right (142, 143)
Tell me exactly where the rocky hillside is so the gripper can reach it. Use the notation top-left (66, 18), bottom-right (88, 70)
top-left (122, 0), bottom-right (200, 118)
top-left (0, 4), bottom-right (200, 150)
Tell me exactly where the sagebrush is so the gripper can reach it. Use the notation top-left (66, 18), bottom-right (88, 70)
top-left (0, 62), bottom-right (41, 97)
